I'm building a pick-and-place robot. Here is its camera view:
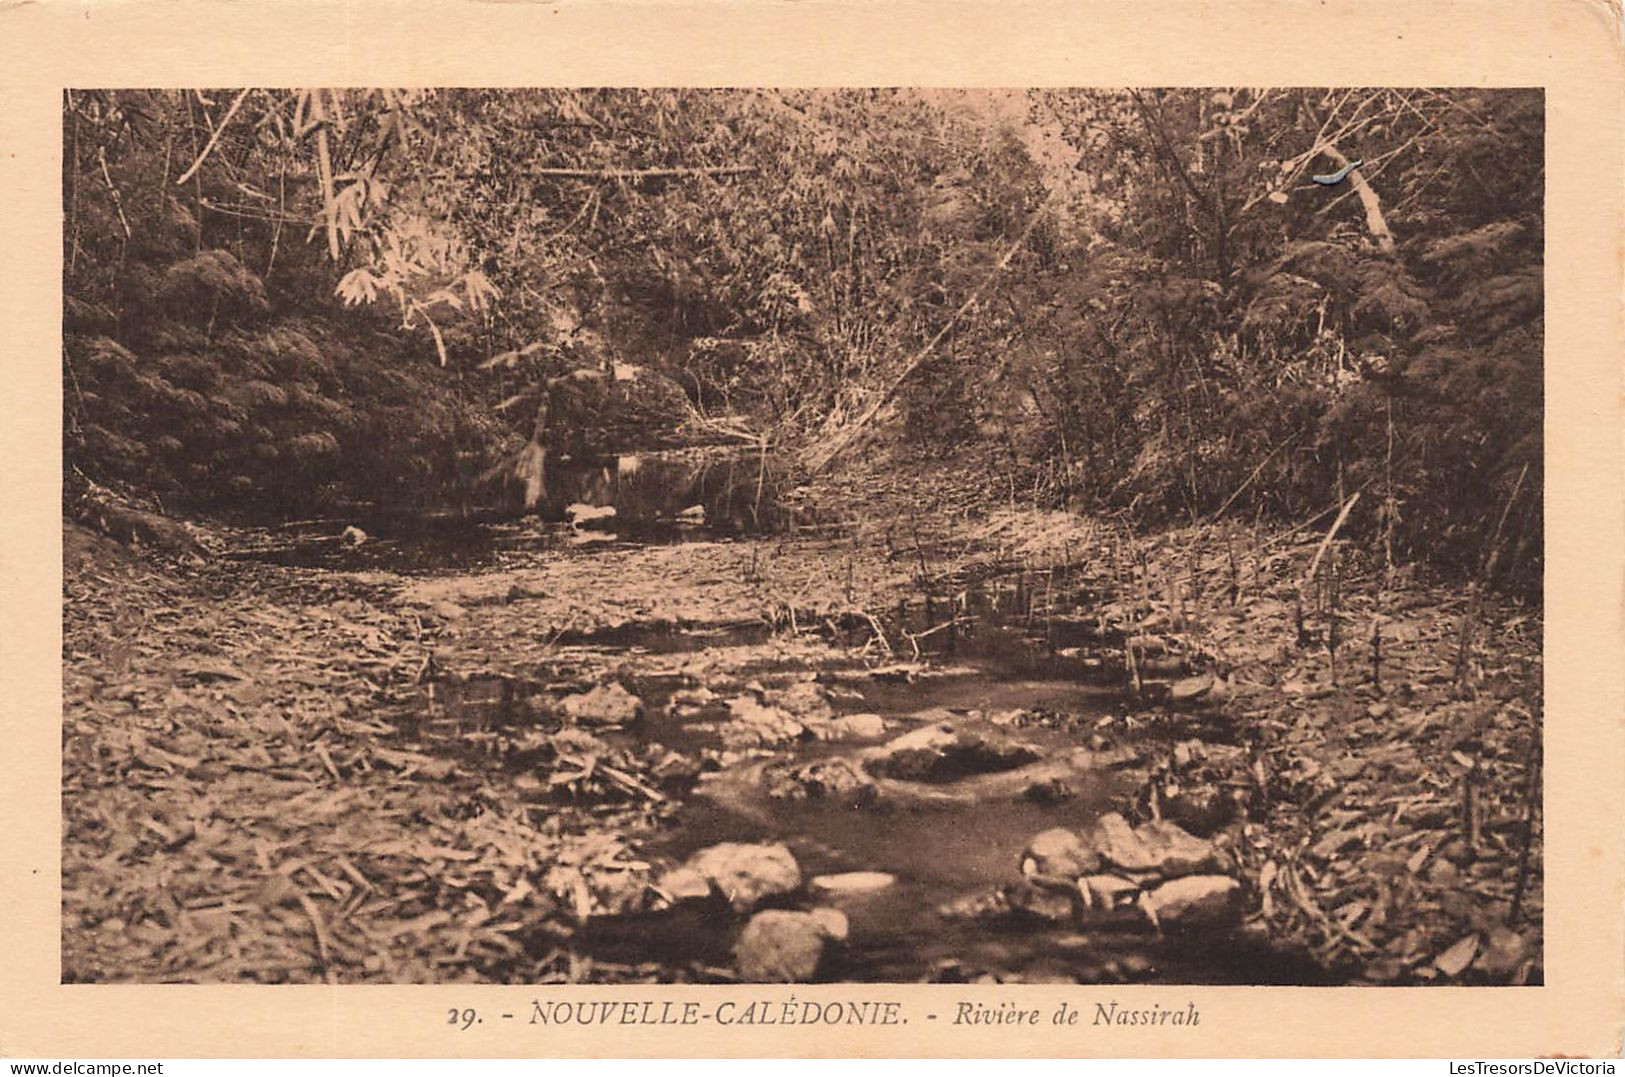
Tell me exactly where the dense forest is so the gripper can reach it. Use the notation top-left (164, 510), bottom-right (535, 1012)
top-left (64, 88), bottom-right (1541, 589)
top-left (63, 89), bottom-right (1545, 988)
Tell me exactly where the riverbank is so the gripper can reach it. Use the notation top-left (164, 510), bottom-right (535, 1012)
top-left (61, 492), bottom-right (1542, 984)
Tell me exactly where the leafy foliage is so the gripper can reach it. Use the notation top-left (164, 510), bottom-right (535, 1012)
top-left (64, 88), bottom-right (1542, 590)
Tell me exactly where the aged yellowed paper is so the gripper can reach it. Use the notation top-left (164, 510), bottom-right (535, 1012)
top-left (2, 0), bottom-right (1622, 1059)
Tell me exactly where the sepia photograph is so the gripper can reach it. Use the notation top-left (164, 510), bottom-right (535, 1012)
top-left (60, 87), bottom-right (1546, 989)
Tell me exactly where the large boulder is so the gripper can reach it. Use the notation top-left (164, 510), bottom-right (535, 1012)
top-left (1109, 818), bottom-right (1226, 878)
top-left (1086, 813), bottom-right (1226, 879)
top-left (865, 723), bottom-right (1042, 782)
top-left (734, 908), bottom-right (848, 982)
top-left (681, 842), bottom-right (801, 912)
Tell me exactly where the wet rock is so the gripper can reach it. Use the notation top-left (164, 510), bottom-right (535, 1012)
top-left (669, 685), bottom-right (718, 712)
top-left (1139, 875), bottom-right (1243, 929)
top-left (1021, 827), bottom-right (1103, 879)
top-left (769, 680), bottom-right (836, 722)
top-left (1127, 819), bottom-right (1228, 877)
top-left (939, 880), bottom-right (1076, 925)
top-left (566, 502), bottom-right (617, 530)
top-left (814, 713), bottom-right (887, 741)
top-left (1005, 879), bottom-right (1079, 923)
top-left (937, 888), bottom-right (1010, 922)
top-left (1085, 813), bottom-right (1143, 868)
top-left (428, 599), bottom-right (469, 621)
top-left (655, 866), bottom-right (714, 904)
top-left (644, 748), bottom-right (702, 793)
top-left (685, 842), bottom-right (801, 912)
top-left (865, 722), bottom-right (1041, 782)
top-left (1079, 874), bottom-right (1141, 910)
top-left (809, 871), bottom-right (896, 896)
top-left (717, 695), bottom-right (805, 747)
top-left (1155, 785), bottom-right (1238, 837)
top-left (1087, 813), bottom-right (1224, 879)
top-left (762, 758), bottom-right (877, 805)
top-left (1022, 778), bottom-right (1075, 805)
top-left (560, 682), bottom-right (645, 727)
top-left (734, 908), bottom-right (847, 983)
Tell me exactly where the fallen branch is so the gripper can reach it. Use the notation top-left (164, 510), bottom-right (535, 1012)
top-left (1303, 492), bottom-right (1361, 585)
top-left (532, 165), bottom-right (757, 182)
top-left (1204, 437), bottom-right (1294, 523)
top-left (802, 190), bottom-right (1060, 473)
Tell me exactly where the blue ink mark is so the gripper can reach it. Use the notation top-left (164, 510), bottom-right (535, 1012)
top-left (1312, 160), bottom-right (1362, 186)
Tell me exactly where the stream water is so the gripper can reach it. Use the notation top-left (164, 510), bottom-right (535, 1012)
top-left (230, 449), bottom-right (1332, 984)
top-left (224, 448), bottom-right (791, 572)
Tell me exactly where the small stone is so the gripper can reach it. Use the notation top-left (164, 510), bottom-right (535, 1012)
top-left (1140, 875), bottom-right (1244, 929)
top-left (1169, 672), bottom-right (1215, 702)
top-left (670, 685), bottom-right (718, 709)
top-left (734, 909), bottom-right (843, 982)
top-left (1433, 933), bottom-right (1480, 978)
top-left (560, 682), bottom-right (645, 727)
top-left (1427, 859), bottom-right (1461, 887)
top-left (1023, 778), bottom-right (1075, 805)
top-left (809, 871), bottom-right (896, 896)
top-left (1021, 828), bottom-right (1102, 879)
top-left (429, 600), bottom-right (468, 621)
top-left (685, 842), bottom-right (801, 912)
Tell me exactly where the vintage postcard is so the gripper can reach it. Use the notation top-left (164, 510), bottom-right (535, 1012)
top-left (1, 0), bottom-right (1621, 1060)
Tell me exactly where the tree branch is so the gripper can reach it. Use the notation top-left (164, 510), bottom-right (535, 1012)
top-left (1320, 145), bottom-right (1397, 255)
top-left (174, 88), bottom-right (253, 187)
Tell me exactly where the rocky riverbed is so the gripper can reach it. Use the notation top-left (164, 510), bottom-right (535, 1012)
top-left (62, 489), bottom-right (1543, 985)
